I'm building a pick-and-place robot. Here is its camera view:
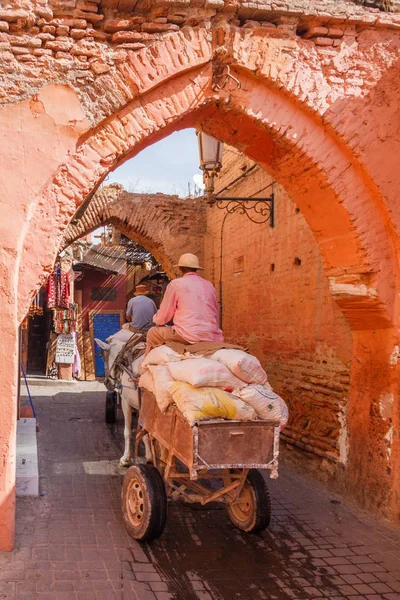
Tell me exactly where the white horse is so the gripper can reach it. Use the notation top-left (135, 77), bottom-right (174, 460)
top-left (96, 335), bottom-right (152, 467)
top-left (119, 370), bottom-right (152, 467)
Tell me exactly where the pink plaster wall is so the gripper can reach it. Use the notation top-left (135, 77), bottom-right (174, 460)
top-left (0, 85), bottom-right (89, 550)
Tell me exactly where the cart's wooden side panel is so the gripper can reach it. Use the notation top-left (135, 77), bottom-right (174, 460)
top-left (172, 412), bottom-right (193, 468)
top-left (141, 390), bottom-right (174, 446)
top-left (140, 390), bottom-right (157, 432)
top-left (141, 391), bottom-right (192, 466)
top-left (197, 421), bottom-right (276, 467)
top-left (153, 406), bottom-right (175, 449)
top-left (140, 390), bottom-right (279, 473)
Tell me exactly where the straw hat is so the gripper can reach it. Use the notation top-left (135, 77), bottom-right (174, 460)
top-left (134, 284), bottom-right (150, 296)
top-left (174, 253), bottom-right (204, 270)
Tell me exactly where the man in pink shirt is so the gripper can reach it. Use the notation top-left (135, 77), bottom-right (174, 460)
top-left (145, 253), bottom-right (224, 354)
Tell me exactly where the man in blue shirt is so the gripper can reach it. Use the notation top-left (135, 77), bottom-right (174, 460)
top-left (126, 284), bottom-right (157, 331)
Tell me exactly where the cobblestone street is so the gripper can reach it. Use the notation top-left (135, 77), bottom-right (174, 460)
top-left (1, 382), bottom-right (399, 600)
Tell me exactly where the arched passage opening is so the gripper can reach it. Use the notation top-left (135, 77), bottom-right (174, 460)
top-left (61, 183), bottom-right (206, 280)
top-left (18, 66), bottom-right (397, 328)
top-left (1, 26), bottom-right (400, 549)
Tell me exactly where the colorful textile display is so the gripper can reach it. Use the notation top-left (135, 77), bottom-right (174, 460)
top-left (28, 291), bottom-right (44, 317)
top-left (52, 304), bottom-right (78, 334)
top-left (47, 267), bottom-right (70, 309)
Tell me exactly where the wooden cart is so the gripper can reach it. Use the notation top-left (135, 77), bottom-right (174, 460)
top-left (121, 389), bottom-right (280, 541)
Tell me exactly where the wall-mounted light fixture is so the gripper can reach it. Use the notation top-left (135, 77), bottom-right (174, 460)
top-left (197, 131), bottom-right (274, 226)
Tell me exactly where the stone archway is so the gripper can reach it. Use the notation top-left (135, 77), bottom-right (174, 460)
top-left (19, 64), bottom-right (397, 329)
top-left (61, 183), bottom-right (206, 278)
top-left (1, 4), bottom-right (400, 549)
top-left (13, 66), bottom-right (399, 528)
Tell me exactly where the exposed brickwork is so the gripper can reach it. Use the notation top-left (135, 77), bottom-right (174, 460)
top-left (0, 1), bottom-right (399, 118)
top-left (203, 146), bottom-right (400, 521)
top-left (7, 6), bottom-right (398, 329)
top-left (16, 69), bottom-right (212, 321)
top-left (203, 149), bottom-right (352, 466)
top-left (62, 183), bottom-right (206, 277)
top-left (19, 58), bottom-right (400, 329)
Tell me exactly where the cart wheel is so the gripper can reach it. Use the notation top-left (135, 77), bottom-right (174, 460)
top-left (227, 469), bottom-right (271, 534)
top-left (105, 391), bottom-right (117, 423)
top-left (122, 464), bottom-right (167, 541)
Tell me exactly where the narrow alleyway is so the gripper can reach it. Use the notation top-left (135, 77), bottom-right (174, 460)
top-left (1, 382), bottom-right (399, 600)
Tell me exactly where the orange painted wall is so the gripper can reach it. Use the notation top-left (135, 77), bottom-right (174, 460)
top-left (204, 149), bottom-right (400, 521)
top-left (0, 85), bottom-right (90, 551)
top-left (204, 150), bottom-right (353, 464)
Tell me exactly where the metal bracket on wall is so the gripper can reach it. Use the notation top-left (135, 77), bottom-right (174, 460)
top-left (211, 194), bottom-right (274, 226)
top-left (212, 64), bottom-right (241, 91)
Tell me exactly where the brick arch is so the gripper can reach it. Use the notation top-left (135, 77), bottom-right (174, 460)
top-left (2, 9), bottom-right (400, 550)
top-left (199, 73), bottom-right (397, 330)
top-left (18, 63), bottom-right (397, 330)
top-left (61, 183), bottom-right (206, 278)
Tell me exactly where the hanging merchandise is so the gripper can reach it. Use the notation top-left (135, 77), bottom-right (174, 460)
top-left (52, 304), bottom-right (78, 335)
top-left (28, 290), bottom-right (44, 317)
top-left (47, 266), bottom-right (70, 309)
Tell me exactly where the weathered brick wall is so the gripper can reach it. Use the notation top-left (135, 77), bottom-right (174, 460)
top-left (5, 6), bottom-right (398, 328)
top-left (62, 183), bottom-right (206, 277)
top-left (204, 149), bottom-right (352, 464)
top-left (1, 0), bottom-right (399, 118)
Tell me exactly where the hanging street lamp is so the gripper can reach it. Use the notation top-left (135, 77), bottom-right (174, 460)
top-left (196, 131), bottom-right (274, 226)
top-left (197, 130), bottom-right (224, 199)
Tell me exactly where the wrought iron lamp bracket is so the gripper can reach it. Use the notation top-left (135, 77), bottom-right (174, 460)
top-left (208, 194), bottom-right (275, 226)
top-left (212, 64), bottom-right (241, 91)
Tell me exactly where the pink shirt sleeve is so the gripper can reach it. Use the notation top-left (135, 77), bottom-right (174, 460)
top-left (153, 283), bottom-right (178, 325)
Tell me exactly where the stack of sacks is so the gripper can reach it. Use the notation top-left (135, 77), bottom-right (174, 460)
top-left (210, 349), bottom-right (288, 427)
top-left (210, 349), bottom-right (269, 385)
top-left (138, 346), bottom-right (183, 407)
top-left (167, 382), bottom-right (255, 425)
top-left (138, 345), bottom-right (288, 429)
top-left (166, 358), bottom-right (251, 425)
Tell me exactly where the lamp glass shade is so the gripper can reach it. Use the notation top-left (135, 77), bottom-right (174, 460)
top-left (197, 131), bottom-right (223, 172)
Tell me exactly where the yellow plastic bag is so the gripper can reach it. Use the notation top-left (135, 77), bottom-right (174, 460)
top-left (167, 382), bottom-right (256, 425)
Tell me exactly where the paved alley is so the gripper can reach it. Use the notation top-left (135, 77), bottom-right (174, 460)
top-left (1, 382), bottom-right (399, 600)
